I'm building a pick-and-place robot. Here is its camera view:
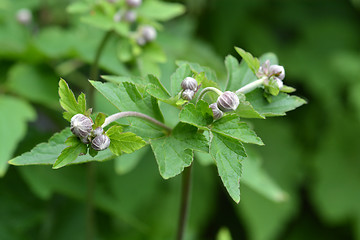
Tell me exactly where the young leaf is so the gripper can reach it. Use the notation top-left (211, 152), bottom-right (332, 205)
top-left (138, 1), bottom-right (185, 21)
top-left (211, 115), bottom-right (264, 145)
top-left (53, 137), bottom-right (87, 169)
top-left (94, 112), bottom-right (106, 129)
top-left (235, 47), bottom-right (260, 75)
top-left (224, 55), bottom-right (241, 91)
top-left (59, 78), bottom-right (87, 121)
top-left (179, 100), bottom-right (213, 129)
top-left (150, 123), bottom-right (209, 179)
top-left (106, 126), bottom-right (146, 156)
top-left (176, 60), bottom-right (219, 86)
top-left (145, 74), bottom-right (180, 107)
top-left (210, 132), bottom-right (246, 203)
top-left (170, 64), bottom-right (192, 96)
top-left (235, 93), bottom-right (265, 119)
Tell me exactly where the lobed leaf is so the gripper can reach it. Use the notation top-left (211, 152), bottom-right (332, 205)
top-left (179, 100), bottom-right (213, 129)
top-left (235, 47), bottom-right (260, 75)
top-left (53, 137), bottom-right (87, 169)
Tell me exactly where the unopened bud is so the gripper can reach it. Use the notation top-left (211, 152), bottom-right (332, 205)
top-left (269, 65), bottom-right (285, 80)
top-left (217, 91), bottom-right (239, 112)
top-left (123, 10), bottom-right (137, 22)
top-left (181, 77), bottom-right (198, 91)
top-left (91, 134), bottom-right (110, 151)
top-left (141, 25), bottom-right (157, 42)
top-left (16, 8), bottom-right (32, 25)
top-left (136, 36), bottom-right (146, 46)
top-left (182, 89), bottom-right (195, 101)
top-left (70, 114), bottom-right (93, 139)
top-left (126, 0), bottom-right (142, 8)
top-left (113, 11), bottom-right (122, 22)
top-left (92, 127), bottom-right (104, 137)
top-left (209, 103), bottom-right (223, 120)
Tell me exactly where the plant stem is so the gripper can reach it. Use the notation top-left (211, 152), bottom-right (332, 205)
top-left (102, 111), bottom-right (172, 133)
top-left (176, 165), bottom-right (193, 240)
top-left (235, 77), bottom-right (266, 95)
top-left (196, 87), bottom-right (223, 103)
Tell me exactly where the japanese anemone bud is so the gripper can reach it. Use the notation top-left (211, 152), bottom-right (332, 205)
top-left (92, 127), bottom-right (104, 137)
top-left (269, 65), bottom-right (285, 80)
top-left (123, 10), bottom-right (137, 22)
top-left (126, 0), bottom-right (142, 7)
top-left (217, 91), bottom-right (239, 112)
top-left (209, 103), bottom-right (224, 120)
top-left (141, 25), bottom-right (157, 42)
top-left (16, 8), bottom-right (32, 25)
top-left (71, 114), bottom-right (93, 139)
top-left (181, 77), bottom-right (198, 91)
top-left (182, 89), bottom-right (195, 101)
top-left (91, 134), bottom-right (110, 151)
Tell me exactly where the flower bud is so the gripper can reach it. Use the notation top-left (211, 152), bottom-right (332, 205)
top-left (209, 103), bottom-right (223, 120)
top-left (71, 114), bottom-right (93, 139)
top-left (113, 11), bottom-right (122, 22)
top-left (126, 0), bottom-right (142, 8)
top-left (182, 89), bottom-right (195, 101)
top-left (92, 127), bottom-right (104, 137)
top-left (256, 60), bottom-right (270, 78)
top-left (16, 8), bottom-right (32, 25)
top-left (123, 10), bottom-right (137, 22)
top-left (269, 65), bottom-right (285, 80)
top-left (141, 25), bottom-right (157, 42)
top-left (217, 91), bottom-right (239, 112)
top-left (91, 134), bottom-right (110, 151)
top-left (181, 77), bottom-right (198, 91)
top-left (136, 36), bottom-right (146, 46)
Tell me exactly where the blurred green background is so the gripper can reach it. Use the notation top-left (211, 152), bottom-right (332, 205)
top-left (1, 0), bottom-right (360, 239)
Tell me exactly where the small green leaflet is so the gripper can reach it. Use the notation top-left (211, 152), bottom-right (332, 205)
top-left (106, 126), bottom-right (146, 156)
top-left (235, 47), bottom-right (260, 75)
top-left (53, 136), bottom-right (87, 169)
top-left (59, 78), bottom-right (87, 121)
top-left (94, 112), bottom-right (106, 129)
top-left (176, 60), bottom-right (219, 86)
top-left (224, 55), bottom-right (242, 91)
top-left (150, 123), bottom-right (209, 179)
top-left (138, 0), bottom-right (185, 21)
top-left (210, 132), bottom-right (246, 203)
top-left (236, 93), bottom-right (265, 119)
top-left (179, 100), bottom-right (213, 129)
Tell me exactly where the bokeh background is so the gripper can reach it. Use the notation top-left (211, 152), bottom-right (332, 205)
top-left (1, 0), bottom-right (360, 239)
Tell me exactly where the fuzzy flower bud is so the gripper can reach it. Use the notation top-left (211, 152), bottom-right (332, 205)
top-left (123, 10), bottom-right (137, 22)
top-left (217, 91), bottom-right (239, 112)
top-left (126, 0), bottom-right (142, 8)
top-left (269, 65), bottom-right (285, 80)
top-left (92, 127), bottom-right (104, 137)
top-left (16, 8), bottom-right (32, 25)
top-left (182, 89), bottom-right (195, 101)
top-left (209, 103), bottom-right (224, 120)
top-left (181, 77), bottom-right (198, 91)
top-left (141, 25), bottom-right (157, 42)
top-left (91, 134), bottom-right (110, 151)
top-left (70, 114), bottom-right (93, 139)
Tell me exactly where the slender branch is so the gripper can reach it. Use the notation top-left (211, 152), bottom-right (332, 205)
top-left (102, 111), bottom-right (172, 132)
top-left (176, 165), bottom-right (193, 240)
top-left (196, 87), bottom-right (223, 103)
top-left (235, 77), bottom-right (266, 95)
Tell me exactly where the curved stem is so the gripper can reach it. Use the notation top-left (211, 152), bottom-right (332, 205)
top-left (235, 77), bottom-right (265, 95)
top-left (196, 87), bottom-right (223, 103)
top-left (102, 111), bottom-right (172, 132)
top-left (176, 165), bottom-right (193, 240)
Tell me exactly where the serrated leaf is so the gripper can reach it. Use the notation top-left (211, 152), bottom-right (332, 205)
top-left (170, 64), bottom-right (192, 95)
top-left (235, 47), bottom-right (260, 75)
top-left (53, 137), bottom-right (87, 169)
top-left (211, 115), bottom-right (264, 145)
top-left (138, 0), bottom-right (185, 21)
top-left (210, 132), bottom-right (246, 203)
top-left (9, 128), bottom-right (116, 166)
top-left (224, 55), bottom-right (241, 91)
top-left (235, 93), bottom-right (265, 119)
top-left (150, 123), bottom-right (209, 179)
top-left (246, 89), bottom-right (306, 117)
top-left (94, 112), bottom-right (106, 129)
top-left (106, 126), bottom-right (146, 156)
top-left (179, 100), bottom-right (213, 129)
top-left (59, 78), bottom-right (87, 121)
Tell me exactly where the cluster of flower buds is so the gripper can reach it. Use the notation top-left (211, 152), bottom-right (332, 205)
top-left (126, 0), bottom-right (142, 8)
top-left (181, 77), bottom-right (199, 101)
top-left (16, 8), bottom-right (32, 25)
top-left (113, 10), bottom-right (137, 23)
top-left (136, 25), bottom-right (157, 46)
top-left (256, 60), bottom-right (285, 90)
top-left (70, 114), bottom-right (110, 151)
top-left (209, 91), bottom-right (239, 120)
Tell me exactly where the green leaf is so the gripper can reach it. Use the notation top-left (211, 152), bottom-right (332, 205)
top-left (9, 128), bottom-right (116, 166)
top-left (59, 78), bottom-right (87, 121)
top-left (211, 114), bottom-right (264, 145)
top-left (106, 126), bottom-right (146, 156)
top-left (265, 78), bottom-right (280, 96)
top-left (138, 0), bottom-right (185, 21)
top-left (236, 93), bottom-right (265, 119)
top-left (179, 100), bottom-right (213, 129)
top-left (235, 47), bottom-right (260, 75)
top-left (170, 64), bottom-right (192, 96)
top-left (224, 55), bottom-right (241, 91)
top-left (90, 80), bottom-right (164, 122)
top-left (67, 1), bottom-right (91, 14)
top-left (246, 89), bottom-right (306, 117)
top-left (210, 132), bottom-right (246, 203)
top-left (53, 137), bottom-right (87, 169)
top-left (281, 85), bottom-right (296, 93)
top-left (150, 123), bottom-right (209, 179)
top-left (81, 14), bottom-right (114, 31)
top-left (94, 112), bottom-right (106, 129)
top-left (146, 75), bottom-right (180, 106)
top-left (0, 96), bottom-right (35, 176)
top-left (117, 38), bottom-right (133, 62)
